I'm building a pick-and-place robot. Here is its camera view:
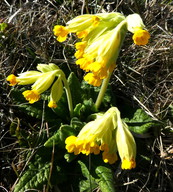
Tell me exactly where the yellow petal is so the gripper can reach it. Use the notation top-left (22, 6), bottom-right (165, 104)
top-left (6, 74), bottom-right (18, 86)
top-left (22, 90), bottom-right (40, 104)
top-left (132, 29), bottom-right (150, 45)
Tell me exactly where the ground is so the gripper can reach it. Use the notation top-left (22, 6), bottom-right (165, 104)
top-left (0, 0), bottom-right (173, 192)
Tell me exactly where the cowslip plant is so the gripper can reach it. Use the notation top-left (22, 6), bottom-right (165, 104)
top-left (6, 12), bottom-right (153, 192)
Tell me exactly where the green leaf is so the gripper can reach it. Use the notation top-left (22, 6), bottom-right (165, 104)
top-left (78, 161), bottom-right (97, 192)
top-left (95, 166), bottom-right (116, 192)
top-left (14, 157), bottom-right (50, 192)
top-left (10, 88), bottom-right (61, 123)
top-left (44, 124), bottom-right (76, 147)
top-left (81, 81), bottom-right (116, 110)
top-left (73, 99), bottom-right (97, 120)
top-left (70, 117), bottom-right (85, 131)
top-left (79, 180), bottom-right (97, 192)
top-left (124, 109), bottom-right (161, 134)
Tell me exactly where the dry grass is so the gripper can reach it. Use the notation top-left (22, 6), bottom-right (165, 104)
top-left (0, 0), bottom-right (173, 191)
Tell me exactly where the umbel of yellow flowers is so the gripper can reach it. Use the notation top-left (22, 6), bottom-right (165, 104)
top-left (53, 13), bottom-right (150, 87)
top-left (6, 63), bottom-right (64, 108)
top-left (65, 107), bottom-right (136, 169)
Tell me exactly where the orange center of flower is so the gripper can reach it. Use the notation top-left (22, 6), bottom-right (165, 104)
top-left (121, 159), bottom-right (136, 169)
top-left (22, 90), bottom-right (40, 104)
top-left (132, 29), bottom-right (150, 46)
top-left (53, 25), bottom-right (69, 42)
top-left (6, 74), bottom-right (18, 86)
top-left (48, 100), bottom-right (57, 108)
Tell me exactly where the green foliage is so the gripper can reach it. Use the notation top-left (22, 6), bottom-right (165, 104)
top-left (78, 161), bottom-right (97, 192)
top-left (78, 161), bottom-right (116, 192)
top-left (0, 22), bottom-right (8, 32)
top-left (11, 88), bottom-right (60, 123)
top-left (124, 109), bottom-right (161, 134)
top-left (95, 166), bottom-right (116, 192)
top-left (44, 117), bottom-right (85, 147)
top-left (14, 151), bottom-right (51, 192)
top-left (13, 147), bottom-right (67, 192)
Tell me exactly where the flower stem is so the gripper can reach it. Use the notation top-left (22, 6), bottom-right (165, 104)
top-left (61, 75), bottom-right (73, 118)
top-left (95, 72), bottom-right (112, 110)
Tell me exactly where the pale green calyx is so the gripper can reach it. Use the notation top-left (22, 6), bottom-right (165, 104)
top-left (126, 13), bottom-right (145, 33)
top-left (37, 63), bottom-right (60, 73)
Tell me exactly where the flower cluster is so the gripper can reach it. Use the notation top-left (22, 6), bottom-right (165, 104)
top-left (65, 107), bottom-right (136, 169)
top-left (53, 13), bottom-right (150, 86)
top-left (6, 63), bottom-right (64, 108)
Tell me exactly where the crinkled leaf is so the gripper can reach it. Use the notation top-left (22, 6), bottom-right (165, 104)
top-left (14, 158), bottom-right (50, 192)
top-left (70, 117), bottom-right (85, 131)
top-left (73, 99), bottom-right (97, 120)
top-left (124, 109), bottom-right (161, 134)
top-left (81, 81), bottom-right (116, 109)
top-left (10, 88), bottom-right (61, 123)
top-left (44, 124), bottom-right (76, 147)
top-left (78, 161), bottom-right (97, 191)
top-left (95, 166), bottom-right (115, 192)
top-left (79, 180), bottom-right (97, 192)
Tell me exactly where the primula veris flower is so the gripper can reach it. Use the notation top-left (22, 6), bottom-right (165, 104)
top-left (126, 14), bottom-right (150, 46)
top-left (53, 12), bottom-right (150, 87)
top-left (48, 77), bottom-right (63, 108)
top-left (65, 107), bottom-right (118, 164)
top-left (65, 107), bottom-right (136, 168)
top-left (6, 64), bottom-right (64, 108)
top-left (37, 63), bottom-right (60, 73)
top-left (132, 28), bottom-right (150, 45)
top-left (22, 90), bottom-right (40, 104)
top-left (6, 74), bottom-right (19, 86)
top-left (116, 110), bottom-right (136, 169)
top-left (53, 25), bottom-right (69, 42)
top-left (23, 70), bottom-right (58, 104)
top-left (6, 71), bottom-right (42, 86)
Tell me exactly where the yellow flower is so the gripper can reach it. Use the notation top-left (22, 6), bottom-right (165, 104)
top-left (53, 25), bottom-right (69, 42)
top-left (22, 70), bottom-right (59, 104)
top-left (65, 107), bottom-right (136, 168)
top-left (76, 30), bottom-right (88, 39)
top-left (84, 73), bottom-right (102, 87)
top-left (48, 100), bottom-right (57, 108)
top-left (65, 107), bottom-right (119, 164)
top-left (6, 74), bottom-right (18, 86)
top-left (22, 90), bottom-right (40, 104)
top-left (126, 13), bottom-right (150, 45)
top-left (6, 71), bottom-right (43, 86)
top-left (74, 41), bottom-right (87, 59)
top-left (66, 15), bottom-right (100, 33)
top-left (116, 111), bottom-right (136, 169)
top-left (54, 12), bottom-right (150, 86)
top-left (48, 77), bottom-right (63, 108)
top-left (126, 14), bottom-right (145, 33)
top-left (132, 28), bottom-right (150, 45)
top-left (7, 64), bottom-right (64, 107)
top-left (79, 20), bottom-right (127, 86)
